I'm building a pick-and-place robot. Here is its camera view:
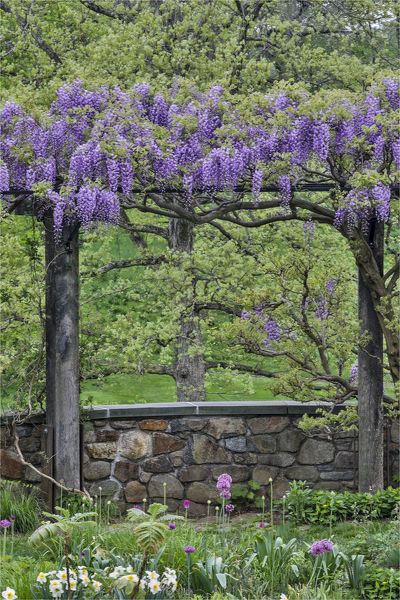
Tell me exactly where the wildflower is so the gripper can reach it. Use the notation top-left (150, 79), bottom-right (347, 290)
top-left (184, 545), bottom-right (196, 554)
top-left (1, 589), bottom-right (17, 600)
top-left (225, 503), bottom-right (234, 513)
top-left (146, 571), bottom-right (159, 580)
top-left (149, 579), bottom-right (161, 594)
top-left (92, 580), bottom-right (102, 592)
top-left (0, 520), bottom-right (11, 529)
top-left (9, 516), bottom-right (16, 522)
top-left (36, 573), bottom-right (47, 584)
top-left (256, 522), bottom-right (267, 528)
top-left (183, 499), bottom-right (190, 510)
top-left (168, 522), bottom-right (176, 529)
top-left (68, 580), bottom-right (77, 591)
top-left (310, 539), bottom-right (334, 556)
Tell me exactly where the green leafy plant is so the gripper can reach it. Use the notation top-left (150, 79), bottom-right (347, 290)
top-left (0, 480), bottom-right (43, 533)
top-left (363, 566), bottom-right (400, 599)
top-left (248, 534), bottom-right (300, 593)
top-left (126, 503), bottom-right (182, 555)
top-left (191, 555), bottom-right (231, 595)
top-left (283, 483), bottom-right (400, 525)
top-left (231, 480), bottom-right (261, 508)
top-left (342, 553), bottom-right (366, 592)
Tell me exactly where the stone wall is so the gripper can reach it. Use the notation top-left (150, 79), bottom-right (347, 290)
top-left (1, 402), bottom-right (398, 514)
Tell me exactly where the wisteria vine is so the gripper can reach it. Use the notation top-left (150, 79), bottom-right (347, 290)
top-left (0, 79), bottom-right (399, 238)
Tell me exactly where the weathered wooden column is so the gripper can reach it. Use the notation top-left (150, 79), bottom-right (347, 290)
top-left (358, 218), bottom-right (384, 492)
top-left (44, 214), bottom-right (81, 491)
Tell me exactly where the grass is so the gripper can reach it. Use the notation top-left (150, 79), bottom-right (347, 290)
top-left (80, 373), bottom-right (285, 405)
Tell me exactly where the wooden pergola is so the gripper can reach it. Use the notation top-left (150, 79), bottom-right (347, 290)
top-left (6, 182), bottom-right (387, 498)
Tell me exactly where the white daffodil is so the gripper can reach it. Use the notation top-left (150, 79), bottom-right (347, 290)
top-left (36, 572), bottom-right (47, 584)
top-left (1, 588), bottom-right (17, 600)
top-left (92, 580), bottom-right (102, 592)
top-left (149, 579), bottom-right (161, 594)
top-left (49, 580), bottom-right (63, 599)
top-left (80, 574), bottom-right (90, 587)
top-left (280, 595), bottom-right (288, 600)
top-left (126, 565), bottom-right (133, 573)
top-left (146, 570), bottom-right (159, 580)
top-left (78, 568), bottom-right (88, 578)
top-left (139, 579), bottom-right (146, 590)
top-left (125, 574), bottom-right (139, 584)
top-left (56, 570), bottom-right (68, 582)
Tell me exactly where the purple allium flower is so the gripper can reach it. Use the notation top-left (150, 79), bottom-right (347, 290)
top-left (183, 499), bottom-right (190, 510)
top-left (184, 545), bottom-right (196, 554)
top-left (168, 522), bottom-right (176, 530)
top-left (10, 516), bottom-right (16, 522)
top-left (310, 539), bottom-right (334, 556)
top-left (0, 520), bottom-right (11, 528)
top-left (225, 504), bottom-right (234, 513)
top-left (216, 473), bottom-right (232, 499)
top-left (256, 522), bottom-right (267, 529)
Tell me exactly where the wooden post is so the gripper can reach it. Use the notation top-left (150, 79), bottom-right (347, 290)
top-left (358, 219), bottom-right (384, 492)
top-left (44, 215), bottom-right (81, 492)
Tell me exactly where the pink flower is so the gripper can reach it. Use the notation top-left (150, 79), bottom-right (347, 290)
top-left (183, 499), bottom-right (190, 510)
top-left (256, 522), bottom-right (267, 529)
top-left (216, 473), bottom-right (232, 498)
top-left (0, 520), bottom-right (11, 529)
top-left (310, 539), bottom-right (334, 556)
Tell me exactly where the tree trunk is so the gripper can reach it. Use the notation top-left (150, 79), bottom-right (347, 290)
top-left (168, 218), bottom-right (206, 402)
top-left (358, 219), bottom-right (384, 492)
top-left (45, 215), bottom-right (81, 492)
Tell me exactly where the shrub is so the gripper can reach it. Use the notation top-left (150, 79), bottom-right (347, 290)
top-left (0, 480), bottom-right (43, 533)
top-left (283, 482), bottom-right (400, 525)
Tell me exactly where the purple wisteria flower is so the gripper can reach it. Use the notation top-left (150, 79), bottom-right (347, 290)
top-left (184, 546), bottom-right (196, 554)
top-left (168, 522), bottom-right (176, 530)
top-left (182, 499), bottom-right (190, 510)
top-left (310, 539), bottom-right (334, 556)
top-left (225, 504), bottom-right (234, 513)
top-left (216, 473), bottom-right (232, 499)
top-left (0, 520), bottom-right (11, 528)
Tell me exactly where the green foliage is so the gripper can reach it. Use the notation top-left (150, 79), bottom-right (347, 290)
top-left (126, 503), bottom-right (183, 554)
top-left (231, 480), bottom-right (261, 508)
top-left (363, 567), bottom-right (400, 599)
top-left (0, 479), bottom-right (43, 533)
top-left (249, 534), bottom-right (300, 593)
top-left (28, 506), bottom-right (97, 546)
top-left (283, 482), bottom-right (400, 525)
top-left (191, 555), bottom-right (230, 595)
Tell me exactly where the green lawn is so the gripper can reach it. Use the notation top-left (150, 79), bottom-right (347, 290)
top-left (80, 373), bottom-right (285, 406)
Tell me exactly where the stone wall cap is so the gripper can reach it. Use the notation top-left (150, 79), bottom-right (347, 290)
top-left (1, 401), bottom-right (346, 423)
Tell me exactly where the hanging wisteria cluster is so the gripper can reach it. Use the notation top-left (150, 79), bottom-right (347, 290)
top-left (0, 78), bottom-right (398, 237)
top-left (241, 305), bottom-right (281, 349)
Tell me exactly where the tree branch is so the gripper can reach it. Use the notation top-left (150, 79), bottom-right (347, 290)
top-left (0, 0), bottom-right (62, 64)
top-left (79, 0), bottom-right (135, 23)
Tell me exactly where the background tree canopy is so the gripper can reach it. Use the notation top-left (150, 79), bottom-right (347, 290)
top-left (0, 0), bottom-right (398, 412)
